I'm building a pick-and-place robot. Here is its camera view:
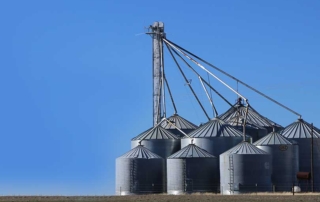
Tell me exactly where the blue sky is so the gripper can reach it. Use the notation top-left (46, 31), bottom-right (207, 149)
top-left (0, 0), bottom-right (319, 195)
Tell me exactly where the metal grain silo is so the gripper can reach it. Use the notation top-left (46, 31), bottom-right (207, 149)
top-left (281, 119), bottom-right (320, 191)
top-left (160, 113), bottom-right (198, 138)
top-left (219, 99), bottom-right (283, 133)
top-left (180, 118), bottom-right (247, 157)
top-left (180, 118), bottom-right (249, 185)
top-left (227, 117), bottom-right (268, 142)
top-left (131, 125), bottom-right (180, 158)
top-left (220, 142), bottom-right (272, 195)
top-left (254, 131), bottom-right (299, 191)
top-left (115, 145), bottom-right (165, 195)
top-left (167, 143), bottom-right (218, 194)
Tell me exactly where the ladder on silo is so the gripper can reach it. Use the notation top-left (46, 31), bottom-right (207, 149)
top-left (130, 160), bottom-right (138, 193)
top-left (228, 155), bottom-right (234, 194)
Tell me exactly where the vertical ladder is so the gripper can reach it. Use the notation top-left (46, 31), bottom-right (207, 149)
top-left (229, 155), bottom-right (234, 194)
top-left (130, 160), bottom-right (138, 193)
top-left (130, 160), bottom-right (134, 192)
top-left (183, 159), bottom-right (187, 192)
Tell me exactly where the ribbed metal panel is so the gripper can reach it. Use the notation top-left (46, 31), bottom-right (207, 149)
top-left (132, 125), bottom-right (180, 140)
top-left (220, 142), bottom-right (272, 195)
top-left (181, 137), bottom-right (244, 158)
top-left (167, 159), bottom-right (185, 195)
top-left (167, 144), bottom-right (218, 194)
top-left (131, 125), bottom-right (181, 158)
top-left (131, 140), bottom-right (180, 159)
top-left (218, 103), bottom-right (283, 133)
top-left (254, 132), bottom-right (293, 145)
top-left (281, 119), bottom-right (320, 138)
top-left (281, 119), bottom-right (320, 191)
top-left (115, 146), bottom-right (165, 195)
top-left (168, 143), bottom-right (215, 158)
top-left (186, 118), bottom-right (244, 138)
top-left (120, 145), bottom-right (163, 159)
top-left (227, 117), bottom-right (268, 142)
top-left (254, 132), bottom-right (299, 191)
top-left (160, 114), bottom-right (198, 138)
top-left (223, 141), bottom-right (268, 154)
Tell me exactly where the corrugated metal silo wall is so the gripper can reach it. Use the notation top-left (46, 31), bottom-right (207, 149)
top-left (186, 158), bottom-right (219, 192)
top-left (220, 153), bottom-right (231, 195)
top-left (115, 158), bottom-right (132, 195)
top-left (233, 154), bottom-right (272, 193)
top-left (181, 137), bottom-right (243, 185)
top-left (257, 145), bottom-right (299, 191)
top-left (293, 144), bottom-right (300, 183)
top-left (290, 138), bottom-right (320, 191)
top-left (131, 139), bottom-right (181, 158)
top-left (220, 154), bottom-right (272, 194)
top-left (115, 158), bottom-right (165, 195)
top-left (167, 159), bottom-right (185, 195)
top-left (167, 158), bottom-right (218, 194)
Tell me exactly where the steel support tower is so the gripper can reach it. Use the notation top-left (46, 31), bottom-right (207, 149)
top-left (151, 22), bottom-right (165, 126)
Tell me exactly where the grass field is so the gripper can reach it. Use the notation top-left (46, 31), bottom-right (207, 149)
top-left (1, 194), bottom-right (320, 202)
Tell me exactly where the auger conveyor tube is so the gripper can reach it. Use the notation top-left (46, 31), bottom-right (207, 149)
top-left (168, 45), bottom-right (233, 107)
top-left (164, 38), bottom-right (302, 118)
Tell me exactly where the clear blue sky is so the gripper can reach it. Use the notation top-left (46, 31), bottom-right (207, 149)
top-left (0, 0), bottom-right (319, 196)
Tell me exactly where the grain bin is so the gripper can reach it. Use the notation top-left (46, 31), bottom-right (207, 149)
top-left (131, 125), bottom-right (180, 158)
top-left (180, 118), bottom-right (249, 185)
top-left (167, 143), bottom-right (218, 194)
top-left (160, 113), bottom-right (197, 138)
top-left (281, 119), bottom-right (320, 191)
top-left (254, 131), bottom-right (299, 191)
top-left (180, 118), bottom-right (247, 157)
top-left (220, 142), bottom-right (272, 195)
top-left (115, 145), bottom-right (165, 195)
top-left (219, 99), bottom-right (282, 133)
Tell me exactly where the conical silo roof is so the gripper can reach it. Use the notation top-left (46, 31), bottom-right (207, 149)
top-left (222, 141), bottom-right (268, 155)
top-left (218, 102), bottom-right (282, 129)
top-left (253, 132), bottom-right (293, 145)
top-left (160, 113), bottom-right (197, 130)
top-left (132, 125), bottom-right (180, 140)
top-left (281, 119), bottom-right (320, 138)
top-left (226, 116), bottom-right (267, 130)
top-left (186, 118), bottom-right (244, 138)
top-left (118, 145), bottom-right (162, 159)
top-left (168, 143), bottom-right (216, 158)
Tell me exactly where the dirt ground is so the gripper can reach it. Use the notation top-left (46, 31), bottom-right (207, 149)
top-left (1, 194), bottom-right (320, 202)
